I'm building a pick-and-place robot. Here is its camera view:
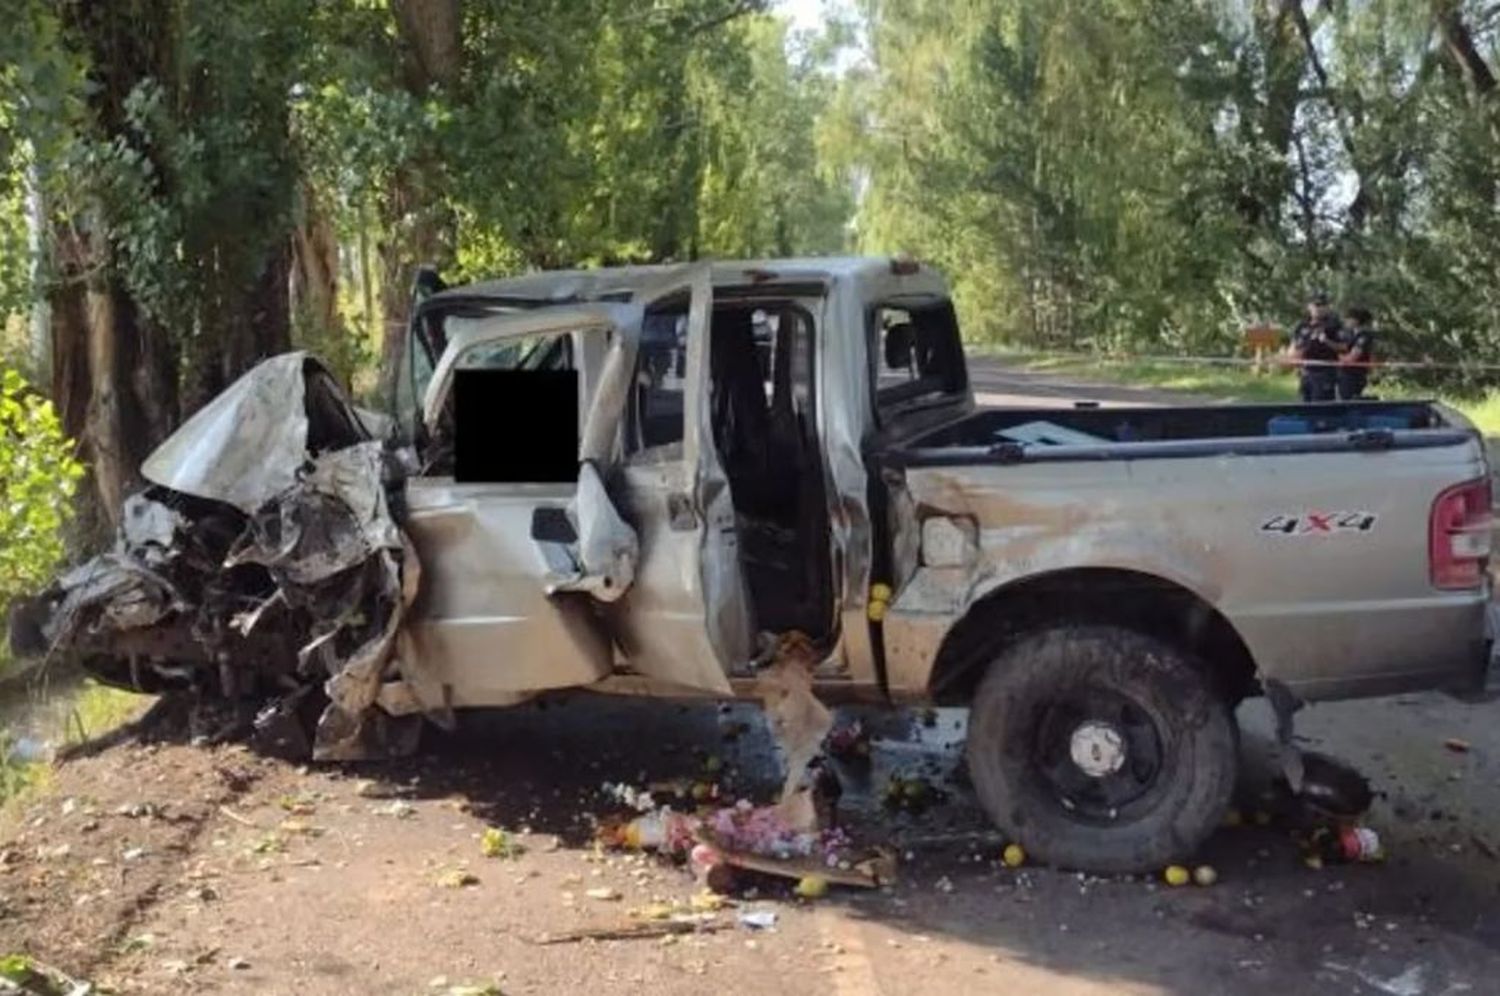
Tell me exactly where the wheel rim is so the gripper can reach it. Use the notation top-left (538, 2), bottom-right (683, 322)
top-left (1031, 688), bottom-right (1165, 821)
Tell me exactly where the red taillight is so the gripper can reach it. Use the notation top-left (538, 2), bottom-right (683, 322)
top-left (1430, 478), bottom-right (1493, 589)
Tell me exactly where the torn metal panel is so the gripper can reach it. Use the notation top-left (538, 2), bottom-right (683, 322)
top-left (119, 493), bottom-right (188, 567)
top-left (225, 441), bottom-right (399, 586)
top-left (542, 460), bottom-right (639, 601)
top-left (42, 554), bottom-right (180, 644)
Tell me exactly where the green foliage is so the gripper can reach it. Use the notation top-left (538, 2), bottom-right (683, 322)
top-left (0, 950), bottom-right (86, 995)
top-left (295, 1), bottom-right (849, 281)
top-left (841, 0), bottom-right (1500, 390)
top-left (0, 367), bottom-right (83, 609)
top-left (0, 740), bottom-right (44, 805)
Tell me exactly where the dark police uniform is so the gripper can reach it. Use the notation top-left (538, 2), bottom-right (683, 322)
top-left (1338, 324), bottom-right (1375, 400)
top-left (1292, 313), bottom-right (1342, 402)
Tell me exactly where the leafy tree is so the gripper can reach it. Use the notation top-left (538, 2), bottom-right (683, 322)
top-left (838, 0), bottom-right (1500, 389)
top-left (0, 366), bottom-right (84, 610)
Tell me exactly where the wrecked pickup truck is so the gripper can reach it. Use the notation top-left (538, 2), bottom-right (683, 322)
top-left (10, 257), bottom-right (1494, 873)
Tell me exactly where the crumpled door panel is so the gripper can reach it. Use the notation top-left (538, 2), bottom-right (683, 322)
top-left (538, 461), bottom-right (639, 601)
top-left (396, 479), bottom-right (615, 707)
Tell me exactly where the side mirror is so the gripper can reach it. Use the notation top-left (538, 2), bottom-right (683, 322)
top-left (884, 323), bottom-right (914, 371)
top-left (410, 265), bottom-right (446, 307)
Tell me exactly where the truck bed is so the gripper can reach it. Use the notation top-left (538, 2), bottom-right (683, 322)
top-left (888, 401), bottom-right (1473, 467)
top-left (878, 397), bottom-right (1490, 703)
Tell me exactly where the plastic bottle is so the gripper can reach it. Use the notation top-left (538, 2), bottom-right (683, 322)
top-left (1305, 824), bottom-right (1383, 864)
top-left (622, 812), bottom-right (669, 850)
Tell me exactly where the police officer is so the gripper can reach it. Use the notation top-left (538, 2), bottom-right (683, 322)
top-left (1337, 306), bottom-right (1376, 401)
top-left (1288, 291), bottom-right (1342, 402)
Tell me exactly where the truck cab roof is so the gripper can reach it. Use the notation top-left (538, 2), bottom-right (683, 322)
top-left (424, 256), bottom-right (951, 311)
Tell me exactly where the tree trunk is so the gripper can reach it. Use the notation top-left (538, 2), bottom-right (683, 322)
top-left (291, 183), bottom-right (341, 338)
top-left (46, 213), bottom-right (177, 533)
top-left (377, 0), bottom-right (461, 405)
top-left (1433, 0), bottom-right (1497, 97)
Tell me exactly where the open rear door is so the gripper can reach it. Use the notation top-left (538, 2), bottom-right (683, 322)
top-left (611, 265), bottom-right (754, 694)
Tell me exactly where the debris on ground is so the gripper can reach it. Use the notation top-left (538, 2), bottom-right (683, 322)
top-left (882, 774), bottom-right (943, 814)
top-left (436, 869), bottom-right (480, 889)
top-left (826, 720), bottom-right (871, 761)
top-left (0, 953), bottom-right (92, 996)
top-left (1298, 825), bottom-right (1385, 866)
top-left (480, 827), bottom-right (523, 859)
top-left (534, 919), bottom-right (731, 946)
top-left (375, 800), bottom-right (417, 820)
top-left (599, 781), bottom-right (897, 892)
top-left (1192, 865), bottom-right (1219, 886)
top-left (1445, 738), bottom-right (1472, 753)
top-left (794, 875), bottom-right (828, 900)
top-left (737, 909), bottom-right (778, 930)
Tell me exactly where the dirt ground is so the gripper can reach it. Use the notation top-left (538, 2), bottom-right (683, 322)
top-left (2, 690), bottom-right (1500, 996)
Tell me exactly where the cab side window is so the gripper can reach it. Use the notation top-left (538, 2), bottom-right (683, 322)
top-left (425, 330), bottom-right (577, 477)
top-left (628, 311), bottom-right (688, 455)
top-left (871, 300), bottom-right (965, 415)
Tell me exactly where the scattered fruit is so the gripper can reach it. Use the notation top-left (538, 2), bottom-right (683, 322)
top-left (1163, 865), bottom-right (1190, 887)
top-left (436, 869), bottom-right (479, 889)
top-left (1192, 865), bottom-right (1218, 886)
top-left (480, 827), bottom-right (522, 859)
top-left (795, 875), bottom-right (829, 899)
top-left (1002, 844), bottom-right (1026, 868)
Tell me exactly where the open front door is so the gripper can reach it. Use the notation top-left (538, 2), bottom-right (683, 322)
top-left (394, 304), bottom-right (637, 710)
top-left (611, 265), bottom-right (755, 694)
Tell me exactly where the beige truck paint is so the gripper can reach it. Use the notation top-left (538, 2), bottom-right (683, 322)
top-left (399, 265), bottom-right (756, 705)
top-left (886, 435), bottom-right (1491, 701)
top-left (382, 257), bottom-right (1491, 715)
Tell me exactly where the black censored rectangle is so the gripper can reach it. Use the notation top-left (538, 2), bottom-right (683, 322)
top-left (453, 369), bottom-right (579, 483)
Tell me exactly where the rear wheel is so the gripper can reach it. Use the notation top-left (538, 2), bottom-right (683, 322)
top-left (965, 625), bottom-right (1237, 873)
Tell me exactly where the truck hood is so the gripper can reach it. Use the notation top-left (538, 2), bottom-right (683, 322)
top-left (141, 352), bottom-right (374, 514)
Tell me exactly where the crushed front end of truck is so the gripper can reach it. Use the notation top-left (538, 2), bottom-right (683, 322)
top-left (6, 353), bottom-right (424, 760)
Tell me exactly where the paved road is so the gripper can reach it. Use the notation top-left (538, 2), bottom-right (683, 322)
top-left (965, 355), bottom-right (1203, 409)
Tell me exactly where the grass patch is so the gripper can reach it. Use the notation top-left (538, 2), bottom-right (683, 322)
top-left (987, 348), bottom-right (1500, 434)
top-left (0, 743), bottom-right (49, 805)
top-left (61, 682), bottom-right (150, 746)
top-left (1, 682), bottom-right (148, 808)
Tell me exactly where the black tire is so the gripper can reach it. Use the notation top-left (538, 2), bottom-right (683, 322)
top-left (965, 625), bottom-right (1237, 874)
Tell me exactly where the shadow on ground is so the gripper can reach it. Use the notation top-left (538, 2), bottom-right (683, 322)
top-left (309, 692), bottom-right (1500, 995)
